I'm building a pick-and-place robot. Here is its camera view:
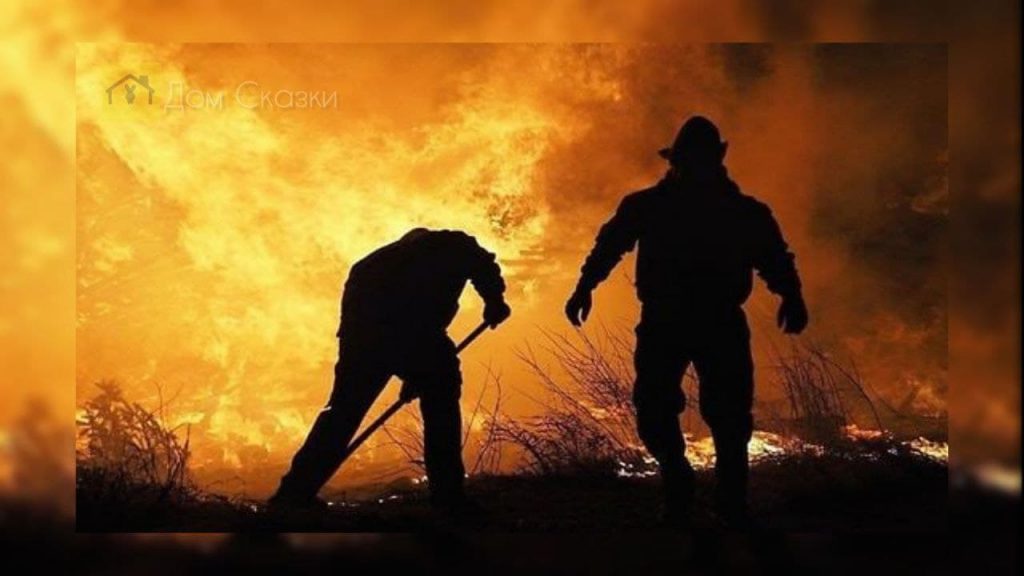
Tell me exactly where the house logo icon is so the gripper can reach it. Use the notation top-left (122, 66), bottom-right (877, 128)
top-left (106, 74), bottom-right (155, 105)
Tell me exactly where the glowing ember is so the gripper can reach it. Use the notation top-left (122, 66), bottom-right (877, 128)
top-left (843, 424), bottom-right (888, 442)
top-left (906, 437), bottom-right (948, 463)
top-left (616, 430), bottom-right (826, 478)
top-left (615, 455), bottom-right (659, 479)
top-left (614, 429), bottom-right (947, 479)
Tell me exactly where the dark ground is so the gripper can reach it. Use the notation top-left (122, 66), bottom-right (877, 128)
top-left (77, 450), bottom-right (947, 532)
top-left (1, 460), bottom-right (1017, 575)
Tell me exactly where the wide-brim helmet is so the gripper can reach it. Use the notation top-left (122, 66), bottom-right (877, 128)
top-left (658, 115), bottom-right (727, 163)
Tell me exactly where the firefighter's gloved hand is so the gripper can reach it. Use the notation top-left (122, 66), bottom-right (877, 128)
top-left (399, 381), bottom-right (420, 403)
top-left (565, 288), bottom-right (593, 327)
top-left (777, 293), bottom-right (809, 334)
top-left (484, 300), bottom-right (511, 329)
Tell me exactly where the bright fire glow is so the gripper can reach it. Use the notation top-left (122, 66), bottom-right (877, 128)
top-left (74, 43), bottom-right (949, 493)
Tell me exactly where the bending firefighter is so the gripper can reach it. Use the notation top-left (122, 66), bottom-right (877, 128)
top-left (271, 228), bottom-right (511, 514)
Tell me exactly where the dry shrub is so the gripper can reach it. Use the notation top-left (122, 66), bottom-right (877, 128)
top-left (378, 365), bottom-right (507, 479)
top-left (766, 340), bottom-right (882, 444)
top-left (487, 329), bottom-right (893, 476)
top-left (487, 328), bottom-right (673, 477)
top-left (76, 380), bottom-right (193, 502)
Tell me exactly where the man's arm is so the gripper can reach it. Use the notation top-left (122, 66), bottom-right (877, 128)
top-left (443, 231), bottom-right (509, 328)
top-left (578, 196), bottom-right (643, 292)
top-left (466, 240), bottom-right (506, 307)
top-left (751, 203), bottom-right (800, 297)
top-left (566, 195), bottom-right (642, 325)
top-left (751, 203), bottom-right (808, 334)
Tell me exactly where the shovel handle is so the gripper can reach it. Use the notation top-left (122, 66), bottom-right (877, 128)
top-left (341, 399), bottom-right (407, 462)
top-left (455, 320), bottom-right (490, 354)
top-left (339, 320), bottom-right (491, 463)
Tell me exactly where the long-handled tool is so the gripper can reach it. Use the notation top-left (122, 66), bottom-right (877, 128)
top-left (337, 320), bottom-right (491, 464)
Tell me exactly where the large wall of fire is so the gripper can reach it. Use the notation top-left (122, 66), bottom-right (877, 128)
top-left (73, 43), bottom-right (946, 489)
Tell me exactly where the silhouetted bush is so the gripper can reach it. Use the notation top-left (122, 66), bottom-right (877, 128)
top-left (76, 381), bottom-right (194, 511)
top-left (381, 367), bottom-right (507, 478)
top-left (765, 340), bottom-right (882, 444)
top-left (486, 329), bottom-right (894, 475)
top-left (488, 328), bottom-right (665, 476)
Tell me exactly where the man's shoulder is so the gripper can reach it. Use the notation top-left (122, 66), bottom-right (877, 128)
top-left (731, 188), bottom-right (774, 218)
top-left (428, 229), bottom-right (476, 244)
top-left (619, 184), bottom-right (662, 210)
top-left (429, 229), bottom-right (492, 255)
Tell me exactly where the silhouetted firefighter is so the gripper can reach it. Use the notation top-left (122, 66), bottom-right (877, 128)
top-left (565, 116), bottom-right (808, 526)
top-left (271, 228), bottom-right (510, 514)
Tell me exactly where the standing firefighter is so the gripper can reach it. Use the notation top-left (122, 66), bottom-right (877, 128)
top-left (565, 116), bottom-right (808, 526)
top-left (271, 228), bottom-right (511, 514)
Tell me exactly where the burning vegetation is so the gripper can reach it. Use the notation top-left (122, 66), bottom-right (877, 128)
top-left (482, 328), bottom-right (946, 481)
top-left (76, 381), bottom-right (195, 514)
top-left (75, 328), bottom-right (949, 531)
